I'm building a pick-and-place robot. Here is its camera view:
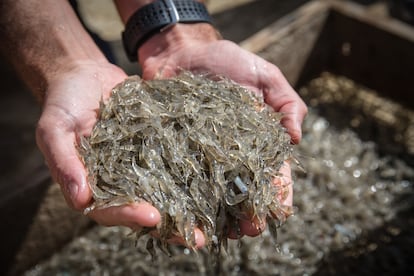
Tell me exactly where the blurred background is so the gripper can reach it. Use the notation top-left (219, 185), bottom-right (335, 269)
top-left (1, 0), bottom-right (413, 275)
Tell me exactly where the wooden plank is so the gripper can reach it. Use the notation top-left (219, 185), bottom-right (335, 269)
top-left (330, 0), bottom-right (414, 43)
top-left (240, 0), bottom-right (331, 86)
top-left (240, 0), bottom-right (329, 53)
top-left (329, 10), bottom-right (414, 109)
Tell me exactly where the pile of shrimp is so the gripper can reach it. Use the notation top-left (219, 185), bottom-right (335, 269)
top-left (79, 72), bottom-right (294, 253)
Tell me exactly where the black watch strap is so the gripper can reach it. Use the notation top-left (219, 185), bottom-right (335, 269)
top-left (122, 0), bottom-right (212, 62)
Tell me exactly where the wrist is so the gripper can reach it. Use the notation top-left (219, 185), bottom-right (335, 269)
top-left (36, 52), bottom-right (108, 105)
top-left (119, 0), bottom-right (215, 62)
top-left (39, 59), bottom-right (101, 107)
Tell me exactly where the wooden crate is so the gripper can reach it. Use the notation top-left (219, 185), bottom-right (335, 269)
top-left (241, 0), bottom-right (414, 110)
top-left (241, 1), bottom-right (414, 273)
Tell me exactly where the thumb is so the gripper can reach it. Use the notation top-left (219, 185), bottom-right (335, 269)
top-left (36, 118), bottom-right (91, 210)
top-left (279, 100), bottom-right (306, 144)
top-left (263, 86), bottom-right (307, 144)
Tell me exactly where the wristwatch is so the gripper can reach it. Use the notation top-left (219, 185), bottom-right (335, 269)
top-left (122, 0), bottom-right (213, 62)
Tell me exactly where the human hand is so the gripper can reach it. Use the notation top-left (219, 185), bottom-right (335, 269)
top-left (35, 61), bottom-right (194, 243)
top-left (139, 24), bottom-right (307, 144)
top-left (138, 24), bottom-right (306, 237)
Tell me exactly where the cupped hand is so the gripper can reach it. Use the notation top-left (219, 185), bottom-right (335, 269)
top-left (139, 28), bottom-right (307, 144)
top-left (139, 24), bottom-right (306, 237)
top-left (35, 61), bottom-right (167, 239)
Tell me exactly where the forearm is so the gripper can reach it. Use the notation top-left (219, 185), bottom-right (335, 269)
top-left (0, 0), bottom-right (106, 102)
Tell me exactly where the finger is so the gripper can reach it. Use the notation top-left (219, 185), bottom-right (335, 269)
top-left (274, 161), bottom-right (293, 206)
top-left (231, 162), bottom-right (293, 238)
top-left (151, 227), bottom-right (206, 249)
top-left (280, 100), bottom-right (307, 144)
top-left (238, 216), bottom-right (267, 237)
top-left (261, 66), bottom-right (308, 144)
top-left (266, 88), bottom-right (307, 144)
top-left (90, 203), bottom-right (206, 249)
top-left (87, 202), bottom-right (161, 229)
top-left (36, 117), bottom-right (92, 210)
